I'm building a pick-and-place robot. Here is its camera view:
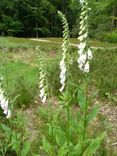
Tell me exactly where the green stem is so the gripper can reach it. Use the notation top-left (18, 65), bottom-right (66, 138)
top-left (67, 103), bottom-right (70, 146)
top-left (47, 81), bottom-right (54, 156)
top-left (0, 143), bottom-right (4, 156)
top-left (81, 74), bottom-right (89, 155)
top-left (66, 52), bottom-right (70, 155)
top-left (84, 74), bottom-right (88, 138)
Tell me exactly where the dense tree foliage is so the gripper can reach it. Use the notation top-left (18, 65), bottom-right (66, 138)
top-left (0, 0), bottom-right (117, 40)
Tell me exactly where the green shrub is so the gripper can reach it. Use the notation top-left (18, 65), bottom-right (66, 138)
top-left (0, 111), bottom-right (31, 156)
top-left (91, 48), bottom-right (117, 97)
top-left (103, 30), bottom-right (117, 43)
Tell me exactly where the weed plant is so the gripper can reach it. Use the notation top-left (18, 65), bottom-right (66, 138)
top-left (0, 111), bottom-right (31, 156)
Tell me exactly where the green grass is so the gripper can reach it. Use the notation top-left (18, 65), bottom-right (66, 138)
top-left (0, 37), bottom-right (117, 50)
top-left (0, 37), bottom-right (117, 155)
top-left (0, 37), bottom-right (117, 106)
top-left (0, 61), bottom-right (38, 108)
top-left (46, 37), bottom-right (117, 47)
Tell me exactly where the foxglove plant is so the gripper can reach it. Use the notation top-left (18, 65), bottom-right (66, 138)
top-left (39, 6), bottom-right (105, 155)
top-left (78, 0), bottom-right (92, 73)
top-left (36, 46), bottom-right (47, 104)
top-left (76, 1), bottom-right (105, 155)
top-left (0, 77), bottom-right (11, 119)
top-left (58, 11), bottom-right (70, 92)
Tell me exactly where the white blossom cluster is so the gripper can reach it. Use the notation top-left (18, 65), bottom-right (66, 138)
top-left (0, 77), bottom-right (11, 118)
top-left (36, 46), bottom-right (47, 104)
top-left (78, 1), bottom-right (92, 73)
top-left (58, 11), bottom-right (69, 92)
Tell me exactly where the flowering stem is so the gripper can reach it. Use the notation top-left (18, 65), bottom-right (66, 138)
top-left (58, 10), bottom-right (70, 151)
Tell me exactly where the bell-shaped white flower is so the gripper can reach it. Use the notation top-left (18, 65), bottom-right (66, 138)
top-left (42, 95), bottom-right (47, 104)
top-left (60, 76), bottom-right (66, 85)
top-left (78, 48), bottom-right (83, 55)
top-left (78, 35), bottom-right (84, 41)
top-left (78, 53), bottom-right (87, 64)
top-left (84, 32), bottom-right (88, 38)
top-left (78, 42), bottom-right (86, 50)
top-left (61, 67), bottom-right (66, 76)
top-left (78, 63), bottom-right (84, 71)
top-left (60, 59), bottom-right (65, 67)
top-left (81, 10), bottom-right (87, 16)
top-left (6, 109), bottom-right (11, 119)
top-left (60, 58), bottom-right (67, 92)
top-left (59, 59), bottom-right (66, 91)
top-left (59, 83), bottom-right (65, 92)
top-left (39, 82), bottom-right (43, 89)
top-left (39, 88), bottom-right (45, 99)
top-left (84, 61), bottom-right (89, 73)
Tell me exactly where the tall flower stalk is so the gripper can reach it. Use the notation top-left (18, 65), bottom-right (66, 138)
top-left (0, 77), bottom-right (11, 119)
top-left (76, 1), bottom-right (105, 154)
top-left (78, 0), bottom-right (92, 73)
top-left (36, 46), bottom-right (55, 155)
top-left (58, 10), bottom-right (71, 153)
top-left (36, 46), bottom-right (47, 104)
top-left (58, 11), bottom-right (70, 92)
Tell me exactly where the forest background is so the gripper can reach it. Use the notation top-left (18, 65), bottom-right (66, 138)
top-left (0, 0), bottom-right (117, 43)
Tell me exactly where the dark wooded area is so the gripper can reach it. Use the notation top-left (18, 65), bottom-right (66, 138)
top-left (0, 0), bottom-right (117, 41)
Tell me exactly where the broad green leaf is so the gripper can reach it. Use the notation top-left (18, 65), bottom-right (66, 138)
top-left (54, 128), bottom-right (66, 147)
top-left (47, 123), bottom-right (53, 136)
top-left (57, 143), bottom-right (68, 156)
top-left (32, 154), bottom-right (40, 156)
top-left (1, 124), bottom-right (11, 133)
top-left (77, 86), bottom-right (86, 111)
top-left (71, 143), bottom-right (82, 156)
top-left (42, 136), bottom-right (52, 154)
top-left (86, 105), bottom-right (99, 125)
top-left (83, 132), bottom-right (106, 156)
top-left (21, 141), bottom-right (31, 156)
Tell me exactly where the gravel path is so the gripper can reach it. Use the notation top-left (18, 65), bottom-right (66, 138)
top-left (30, 38), bottom-right (117, 50)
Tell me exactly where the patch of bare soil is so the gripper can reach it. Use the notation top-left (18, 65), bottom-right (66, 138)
top-left (24, 96), bottom-right (117, 154)
top-left (99, 103), bottom-right (117, 147)
top-left (23, 103), bottom-right (40, 141)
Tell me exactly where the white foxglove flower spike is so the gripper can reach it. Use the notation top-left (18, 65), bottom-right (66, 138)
top-left (58, 11), bottom-right (70, 92)
top-left (36, 46), bottom-right (47, 104)
top-left (0, 77), bottom-right (11, 119)
top-left (77, 1), bottom-right (93, 73)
